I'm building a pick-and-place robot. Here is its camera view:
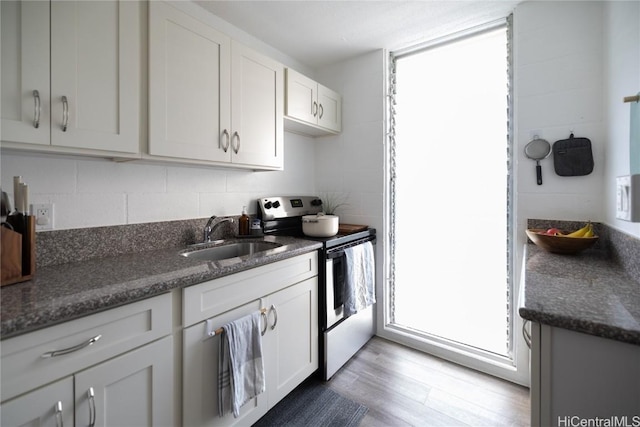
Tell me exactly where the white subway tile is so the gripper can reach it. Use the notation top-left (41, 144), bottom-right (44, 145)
top-left (1, 153), bottom-right (76, 194)
top-left (128, 192), bottom-right (199, 224)
top-left (77, 160), bottom-right (167, 193)
top-left (167, 166), bottom-right (226, 193)
top-left (49, 193), bottom-right (127, 229)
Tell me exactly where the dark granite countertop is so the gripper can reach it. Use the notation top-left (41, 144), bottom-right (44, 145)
top-left (1, 236), bottom-right (322, 339)
top-left (519, 244), bottom-right (640, 345)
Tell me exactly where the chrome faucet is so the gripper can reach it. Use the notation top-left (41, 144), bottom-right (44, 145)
top-left (203, 216), bottom-right (234, 243)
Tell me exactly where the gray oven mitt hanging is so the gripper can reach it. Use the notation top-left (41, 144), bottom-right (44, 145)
top-left (552, 133), bottom-right (594, 176)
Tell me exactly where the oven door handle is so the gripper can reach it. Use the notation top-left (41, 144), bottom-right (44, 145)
top-left (327, 250), bottom-right (344, 259)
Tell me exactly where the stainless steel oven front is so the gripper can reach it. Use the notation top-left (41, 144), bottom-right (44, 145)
top-left (320, 236), bottom-right (376, 380)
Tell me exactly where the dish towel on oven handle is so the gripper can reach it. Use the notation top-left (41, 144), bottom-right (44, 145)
top-left (343, 241), bottom-right (376, 317)
top-left (218, 311), bottom-right (265, 418)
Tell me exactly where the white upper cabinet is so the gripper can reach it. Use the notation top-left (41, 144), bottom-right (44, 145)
top-left (0, 1), bottom-right (50, 146)
top-left (230, 41), bottom-right (283, 169)
top-left (148, 1), bottom-right (231, 163)
top-left (285, 68), bottom-right (342, 136)
top-left (0, 0), bottom-right (142, 155)
top-left (148, 2), bottom-right (283, 170)
top-left (50, 1), bottom-right (141, 153)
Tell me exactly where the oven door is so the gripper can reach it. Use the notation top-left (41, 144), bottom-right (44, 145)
top-left (325, 251), bottom-right (345, 330)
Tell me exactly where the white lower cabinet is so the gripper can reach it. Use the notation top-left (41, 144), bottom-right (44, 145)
top-left (182, 252), bottom-right (319, 426)
top-left (0, 293), bottom-right (174, 427)
top-left (1, 337), bottom-right (173, 427)
top-left (530, 323), bottom-right (640, 427)
top-left (0, 377), bottom-right (74, 427)
top-left (0, 253), bottom-right (320, 427)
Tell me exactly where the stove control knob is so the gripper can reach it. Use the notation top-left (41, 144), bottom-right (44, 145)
top-left (264, 201), bottom-right (273, 209)
top-left (272, 201), bottom-right (281, 208)
top-left (311, 198), bottom-right (323, 206)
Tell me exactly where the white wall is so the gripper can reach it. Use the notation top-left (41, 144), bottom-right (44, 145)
top-left (313, 50), bottom-right (387, 336)
top-left (314, 50), bottom-right (386, 232)
top-left (1, 131), bottom-right (316, 230)
top-left (603, 0), bottom-right (640, 237)
top-left (514, 1), bottom-right (605, 233)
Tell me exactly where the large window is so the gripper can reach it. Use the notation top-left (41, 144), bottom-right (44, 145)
top-left (386, 20), bottom-right (521, 380)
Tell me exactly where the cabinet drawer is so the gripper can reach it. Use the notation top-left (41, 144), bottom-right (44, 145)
top-left (183, 252), bottom-right (318, 327)
top-left (1, 293), bottom-right (172, 402)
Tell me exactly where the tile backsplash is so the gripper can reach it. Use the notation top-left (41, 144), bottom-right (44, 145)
top-left (36, 217), bottom-right (238, 268)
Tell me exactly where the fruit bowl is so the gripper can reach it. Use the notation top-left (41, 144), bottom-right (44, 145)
top-left (526, 229), bottom-right (599, 254)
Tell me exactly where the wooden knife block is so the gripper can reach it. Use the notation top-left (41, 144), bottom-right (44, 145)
top-left (1, 215), bottom-right (36, 286)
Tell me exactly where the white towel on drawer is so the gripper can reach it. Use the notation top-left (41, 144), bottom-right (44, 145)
top-left (218, 311), bottom-right (265, 418)
top-left (343, 241), bottom-right (376, 317)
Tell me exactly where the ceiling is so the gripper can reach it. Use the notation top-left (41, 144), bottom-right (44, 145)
top-left (195, 1), bottom-right (522, 69)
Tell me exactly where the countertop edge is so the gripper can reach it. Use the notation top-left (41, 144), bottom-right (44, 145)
top-left (520, 244), bottom-right (640, 346)
top-left (1, 239), bottom-right (323, 339)
top-left (518, 306), bottom-right (640, 346)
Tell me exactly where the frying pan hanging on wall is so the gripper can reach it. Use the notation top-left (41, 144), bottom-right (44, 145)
top-left (552, 133), bottom-right (594, 176)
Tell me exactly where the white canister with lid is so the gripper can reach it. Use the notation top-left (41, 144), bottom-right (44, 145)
top-left (302, 213), bottom-right (339, 237)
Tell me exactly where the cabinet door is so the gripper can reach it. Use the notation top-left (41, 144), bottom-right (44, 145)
top-left (149, 1), bottom-right (231, 162)
top-left (50, 1), bottom-right (141, 154)
top-left (0, 377), bottom-right (74, 427)
top-left (0, 0), bottom-right (50, 146)
top-left (266, 277), bottom-right (318, 404)
top-left (183, 299), bottom-right (268, 427)
top-left (285, 69), bottom-right (318, 124)
top-left (317, 84), bottom-right (342, 132)
top-left (74, 336), bottom-right (173, 427)
top-left (230, 41), bottom-right (283, 169)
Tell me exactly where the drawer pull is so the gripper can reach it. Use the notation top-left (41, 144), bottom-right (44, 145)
top-left (55, 401), bottom-right (64, 427)
top-left (41, 334), bottom-right (102, 358)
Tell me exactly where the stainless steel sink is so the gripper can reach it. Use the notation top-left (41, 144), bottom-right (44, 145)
top-left (180, 241), bottom-right (283, 262)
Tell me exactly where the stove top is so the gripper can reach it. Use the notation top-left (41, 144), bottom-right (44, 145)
top-left (256, 195), bottom-right (375, 249)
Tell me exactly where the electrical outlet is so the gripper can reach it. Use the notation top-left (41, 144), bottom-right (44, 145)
top-left (31, 203), bottom-right (54, 230)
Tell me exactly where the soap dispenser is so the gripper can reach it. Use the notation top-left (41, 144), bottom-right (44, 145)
top-left (239, 206), bottom-right (250, 236)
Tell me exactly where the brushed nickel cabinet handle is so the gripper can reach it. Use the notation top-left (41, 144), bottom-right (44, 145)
top-left (41, 334), bottom-right (101, 358)
top-left (269, 304), bottom-right (278, 330)
top-left (261, 311), bottom-right (268, 336)
top-left (55, 401), bottom-right (64, 427)
top-left (33, 90), bottom-right (41, 128)
top-left (221, 129), bottom-right (230, 152)
top-left (232, 131), bottom-right (240, 154)
top-left (88, 387), bottom-right (96, 427)
top-left (312, 101), bottom-right (318, 117)
top-left (318, 103), bottom-right (324, 120)
top-left (61, 96), bottom-right (69, 132)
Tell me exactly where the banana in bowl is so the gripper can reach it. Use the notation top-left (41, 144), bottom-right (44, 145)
top-left (526, 223), bottom-right (598, 254)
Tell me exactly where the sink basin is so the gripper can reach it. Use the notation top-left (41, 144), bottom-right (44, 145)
top-left (180, 241), bottom-right (282, 262)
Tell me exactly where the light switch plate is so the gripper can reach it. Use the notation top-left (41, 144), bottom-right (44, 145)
top-left (616, 175), bottom-right (640, 222)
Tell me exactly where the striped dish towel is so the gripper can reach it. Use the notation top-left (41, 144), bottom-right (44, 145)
top-left (218, 311), bottom-right (265, 418)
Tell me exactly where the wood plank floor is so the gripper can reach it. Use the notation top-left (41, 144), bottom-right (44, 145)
top-left (322, 337), bottom-right (531, 427)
